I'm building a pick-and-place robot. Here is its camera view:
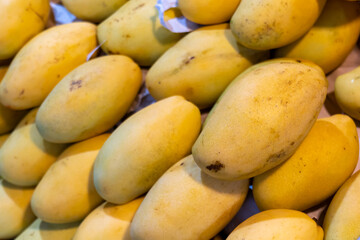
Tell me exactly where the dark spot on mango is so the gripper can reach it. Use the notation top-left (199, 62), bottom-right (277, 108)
top-left (299, 170), bottom-right (302, 173)
top-left (184, 56), bottom-right (195, 65)
top-left (296, 59), bottom-right (301, 63)
top-left (180, 162), bottom-right (184, 166)
top-left (133, 3), bottom-right (145, 11)
top-left (266, 149), bottom-right (286, 163)
top-left (70, 80), bottom-right (82, 91)
top-left (206, 161), bottom-right (224, 172)
top-left (290, 142), bottom-right (295, 146)
top-left (19, 89), bottom-right (25, 96)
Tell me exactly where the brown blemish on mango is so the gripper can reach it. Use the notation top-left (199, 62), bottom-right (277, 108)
top-left (70, 80), bottom-right (82, 91)
top-left (133, 3), bottom-right (145, 11)
top-left (206, 161), bottom-right (225, 172)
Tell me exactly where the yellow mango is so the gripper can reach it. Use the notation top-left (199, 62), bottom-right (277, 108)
top-left (62, 0), bottom-right (127, 23)
top-left (335, 66), bottom-right (360, 120)
top-left (253, 115), bottom-right (359, 211)
top-left (73, 197), bottom-right (144, 240)
top-left (36, 55), bottom-right (142, 143)
top-left (97, 0), bottom-right (183, 66)
top-left (323, 170), bottom-right (360, 240)
top-left (0, 134), bottom-right (9, 148)
top-left (94, 96), bottom-right (201, 204)
top-left (227, 209), bottom-right (323, 240)
top-left (274, 0), bottom-right (360, 74)
top-left (0, 108), bottom-right (67, 187)
top-left (0, 179), bottom-right (36, 239)
top-left (230, 0), bottom-right (326, 50)
top-left (15, 219), bottom-right (80, 240)
top-left (130, 155), bottom-right (249, 240)
top-left (178, 0), bottom-right (241, 24)
top-left (0, 66), bottom-right (8, 79)
top-left (192, 59), bottom-right (328, 180)
top-left (146, 24), bottom-right (269, 109)
top-left (0, 22), bottom-right (97, 110)
top-left (0, 0), bottom-right (50, 60)
top-left (31, 134), bottom-right (109, 224)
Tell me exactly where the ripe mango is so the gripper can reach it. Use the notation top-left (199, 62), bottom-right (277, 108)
top-left (0, 108), bottom-right (67, 187)
top-left (0, 0), bottom-right (50, 60)
top-left (146, 24), bottom-right (269, 109)
top-left (94, 96), bottom-right (201, 204)
top-left (230, 0), bottom-right (326, 50)
top-left (226, 209), bottom-right (323, 240)
top-left (36, 55), bottom-right (142, 143)
top-left (73, 197), bottom-right (144, 240)
top-left (192, 59), bottom-right (328, 180)
top-left (31, 134), bottom-right (109, 224)
top-left (274, 0), bottom-right (360, 74)
top-left (0, 22), bottom-right (97, 110)
top-left (253, 115), bottom-right (359, 211)
top-left (130, 155), bottom-right (249, 240)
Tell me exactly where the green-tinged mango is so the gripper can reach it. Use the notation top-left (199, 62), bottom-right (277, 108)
top-left (178, 0), bottom-right (241, 24)
top-left (62, 0), bottom-right (127, 23)
top-left (230, 0), bottom-right (326, 50)
top-left (335, 66), bottom-right (360, 120)
top-left (146, 24), bottom-right (269, 109)
top-left (97, 0), bottom-right (184, 66)
top-left (0, 22), bottom-right (97, 110)
top-left (0, 0), bottom-right (50, 60)
top-left (73, 197), bottom-right (144, 240)
top-left (31, 134), bottom-right (109, 224)
top-left (131, 155), bottom-right (249, 240)
top-left (226, 209), bottom-right (323, 240)
top-left (15, 218), bottom-right (80, 240)
top-left (323, 170), bottom-right (360, 240)
top-left (274, 0), bottom-right (360, 74)
top-left (0, 108), bottom-right (67, 187)
top-left (94, 96), bottom-right (201, 204)
top-left (0, 179), bottom-right (36, 239)
top-left (36, 55), bottom-right (142, 143)
top-left (192, 59), bottom-right (328, 180)
top-left (253, 114), bottom-right (359, 211)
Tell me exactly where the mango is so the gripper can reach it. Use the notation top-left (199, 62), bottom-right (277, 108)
top-left (253, 114), bottom-right (359, 211)
top-left (0, 66), bottom-right (8, 79)
top-left (323, 170), bottom-right (360, 240)
top-left (146, 24), bottom-right (269, 109)
top-left (0, 108), bottom-right (67, 187)
top-left (178, 0), bottom-right (241, 24)
top-left (15, 219), bottom-right (80, 240)
top-left (0, 134), bottom-right (9, 148)
top-left (97, 0), bottom-right (183, 66)
top-left (36, 55), bottom-right (142, 143)
top-left (130, 155), bottom-right (249, 240)
top-left (0, 22), bottom-right (97, 110)
top-left (335, 66), bottom-right (360, 120)
top-left (226, 209), bottom-right (323, 240)
top-left (0, 179), bottom-right (36, 239)
top-left (62, 0), bottom-right (128, 23)
top-left (31, 134), bottom-right (109, 224)
top-left (192, 59), bottom-right (328, 180)
top-left (94, 96), bottom-right (201, 204)
top-left (230, 0), bottom-right (326, 50)
top-left (0, 0), bottom-right (50, 60)
top-left (274, 0), bottom-right (360, 74)
top-left (73, 197), bottom-right (144, 240)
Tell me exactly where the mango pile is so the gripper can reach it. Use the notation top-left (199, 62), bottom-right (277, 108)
top-left (0, 0), bottom-right (360, 239)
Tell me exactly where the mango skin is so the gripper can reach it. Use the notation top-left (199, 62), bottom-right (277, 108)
top-left (31, 134), bottom-right (109, 224)
top-left (192, 59), bottom-right (328, 180)
top-left (227, 209), bottom-right (323, 240)
top-left (62, 0), bottom-right (127, 23)
top-left (0, 134), bottom-right (9, 148)
top-left (274, 0), bottom-right (360, 74)
top-left (146, 24), bottom-right (269, 109)
top-left (97, 0), bottom-right (183, 66)
top-left (0, 22), bottom-right (97, 110)
top-left (36, 55), bottom-right (142, 144)
top-left (15, 219), bottom-right (80, 240)
top-left (0, 0), bottom-right (50, 60)
top-left (178, 0), bottom-right (241, 25)
top-left (323, 170), bottom-right (360, 240)
top-left (0, 179), bottom-right (36, 239)
top-left (130, 155), bottom-right (249, 240)
top-left (0, 108), bottom-right (67, 187)
top-left (253, 114), bottom-right (359, 211)
top-left (94, 96), bottom-right (201, 204)
top-left (230, 0), bottom-right (326, 50)
top-left (73, 197), bottom-right (144, 240)
top-left (335, 66), bottom-right (360, 120)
